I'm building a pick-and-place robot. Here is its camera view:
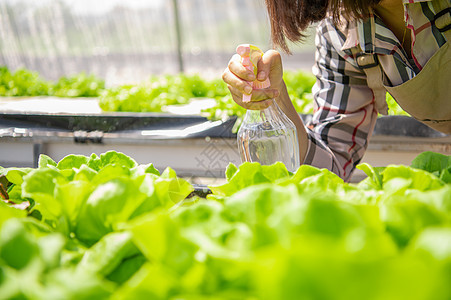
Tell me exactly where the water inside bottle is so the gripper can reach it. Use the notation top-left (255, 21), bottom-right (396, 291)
top-left (238, 122), bottom-right (300, 172)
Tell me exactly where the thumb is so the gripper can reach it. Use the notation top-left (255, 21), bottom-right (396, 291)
top-left (257, 50), bottom-right (282, 84)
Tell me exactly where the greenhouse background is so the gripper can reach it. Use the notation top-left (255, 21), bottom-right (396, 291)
top-left (0, 0), bottom-right (322, 181)
top-left (0, 0), bottom-right (316, 85)
top-left (0, 1), bottom-right (451, 300)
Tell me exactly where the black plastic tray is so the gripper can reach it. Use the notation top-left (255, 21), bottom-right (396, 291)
top-left (0, 112), bottom-right (447, 138)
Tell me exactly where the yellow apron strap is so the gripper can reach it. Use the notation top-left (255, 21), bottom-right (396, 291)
top-left (357, 56), bottom-right (388, 115)
top-left (351, 47), bottom-right (388, 115)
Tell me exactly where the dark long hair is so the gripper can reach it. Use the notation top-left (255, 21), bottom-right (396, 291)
top-left (265, 0), bottom-right (382, 53)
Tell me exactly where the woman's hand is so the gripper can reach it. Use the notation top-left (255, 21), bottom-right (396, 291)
top-left (222, 47), bottom-right (284, 110)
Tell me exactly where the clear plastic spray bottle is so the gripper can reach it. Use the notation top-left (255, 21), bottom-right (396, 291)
top-left (236, 45), bottom-right (300, 172)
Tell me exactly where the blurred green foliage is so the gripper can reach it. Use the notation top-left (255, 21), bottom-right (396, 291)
top-left (0, 65), bottom-right (408, 118)
top-left (0, 66), bottom-right (105, 97)
top-left (98, 74), bottom-right (229, 113)
top-left (51, 73), bottom-right (105, 98)
top-left (0, 66), bottom-right (50, 96)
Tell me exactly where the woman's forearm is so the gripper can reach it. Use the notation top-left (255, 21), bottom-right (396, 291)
top-left (275, 81), bottom-right (310, 164)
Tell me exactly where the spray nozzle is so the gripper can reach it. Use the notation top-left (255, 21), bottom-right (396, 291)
top-left (236, 44), bottom-right (271, 102)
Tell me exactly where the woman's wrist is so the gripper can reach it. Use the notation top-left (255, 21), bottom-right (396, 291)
top-left (276, 81), bottom-right (309, 163)
top-left (275, 81), bottom-right (301, 126)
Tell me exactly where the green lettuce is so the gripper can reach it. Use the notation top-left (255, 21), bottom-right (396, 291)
top-left (0, 151), bottom-right (450, 299)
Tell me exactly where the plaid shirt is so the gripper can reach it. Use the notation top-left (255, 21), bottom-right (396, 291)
top-left (304, 0), bottom-right (450, 181)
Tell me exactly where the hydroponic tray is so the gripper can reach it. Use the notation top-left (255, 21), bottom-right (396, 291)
top-left (0, 97), bottom-right (450, 182)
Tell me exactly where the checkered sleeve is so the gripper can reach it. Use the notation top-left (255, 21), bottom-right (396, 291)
top-left (302, 18), bottom-right (379, 181)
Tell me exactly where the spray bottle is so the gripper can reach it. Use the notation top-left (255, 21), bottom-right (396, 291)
top-left (236, 44), bottom-right (300, 172)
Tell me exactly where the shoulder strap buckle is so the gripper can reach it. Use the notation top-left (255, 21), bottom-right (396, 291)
top-left (432, 7), bottom-right (451, 32)
top-left (355, 52), bottom-right (379, 69)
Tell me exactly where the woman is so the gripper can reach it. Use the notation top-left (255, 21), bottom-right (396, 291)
top-left (222, 0), bottom-right (450, 181)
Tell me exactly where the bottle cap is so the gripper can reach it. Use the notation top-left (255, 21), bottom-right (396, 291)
top-left (236, 44), bottom-right (271, 102)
